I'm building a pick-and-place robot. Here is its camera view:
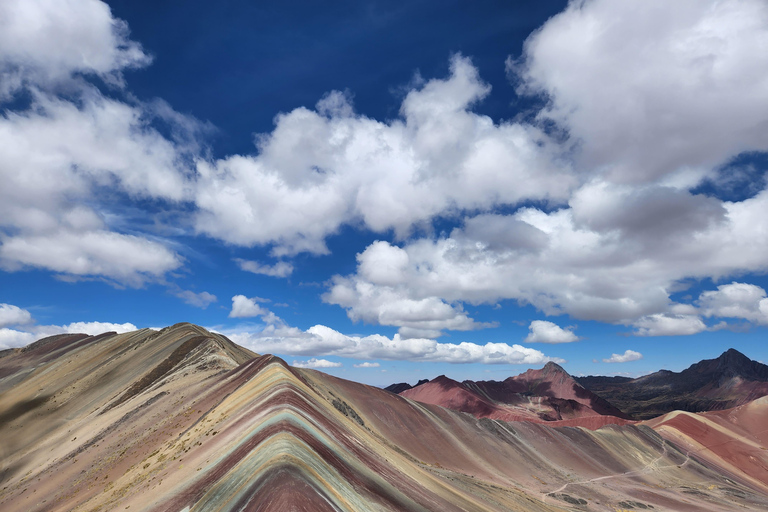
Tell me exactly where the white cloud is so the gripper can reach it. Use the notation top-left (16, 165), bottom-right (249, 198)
top-left (195, 1), bottom-right (768, 335)
top-left (515, 0), bottom-right (768, 184)
top-left (194, 54), bottom-right (573, 255)
top-left (0, 303), bottom-right (33, 328)
top-left (24, 320), bottom-right (137, 340)
top-left (353, 362), bottom-right (380, 368)
top-left (292, 358), bottom-right (342, 369)
top-left (235, 258), bottom-right (294, 278)
top-left (0, 328), bottom-right (35, 350)
top-left (173, 289), bottom-right (217, 309)
top-left (4, 0), bottom-right (768, 349)
top-left (524, 320), bottom-right (579, 344)
top-left (228, 295), bottom-right (281, 326)
top-left (633, 314), bottom-right (707, 337)
top-left (603, 350), bottom-right (643, 364)
top-left (226, 321), bottom-right (564, 365)
top-left (229, 295), bottom-right (270, 318)
top-left (325, 183), bottom-right (768, 335)
top-left (0, 1), bottom-right (199, 288)
top-left (698, 282), bottom-right (768, 324)
top-left (0, 302), bottom-right (136, 350)
top-left (51, 321), bottom-right (136, 336)
top-left (324, 240), bottom-right (496, 338)
top-left (324, 276), bottom-right (493, 338)
top-left (0, 0), bottom-right (150, 97)
top-left (0, 230), bottom-right (181, 287)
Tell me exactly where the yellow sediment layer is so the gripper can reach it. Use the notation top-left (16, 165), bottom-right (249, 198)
top-left (2, 325), bottom-right (768, 512)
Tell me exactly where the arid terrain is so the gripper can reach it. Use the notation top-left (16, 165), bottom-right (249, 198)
top-left (398, 362), bottom-right (631, 426)
top-left (577, 349), bottom-right (768, 420)
top-left (1, 324), bottom-right (768, 511)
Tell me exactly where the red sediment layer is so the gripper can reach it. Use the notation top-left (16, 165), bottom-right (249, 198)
top-left (233, 466), bottom-right (339, 512)
top-left (648, 398), bottom-right (768, 488)
top-left (4, 326), bottom-right (768, 512)
top-left (159, 379), bottom-right (465, 512)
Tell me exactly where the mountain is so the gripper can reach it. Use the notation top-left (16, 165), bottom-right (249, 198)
top-left (1, 325), bottom-right (767, 511)
top-left (578, 348), bottom-right (768, 420)
top-left (399, 362), bottom-right (632, 426)
top-left (646, 395), bottom-right (768, 490)
top-left (384, 379), bottom-right (428, 394)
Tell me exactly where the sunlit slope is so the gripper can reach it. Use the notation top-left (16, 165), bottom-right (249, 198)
top-left (308, 369), bottom-right (768, 511)
top-left (0, 324), bottom-right (766, 511)
top-left (647, 395), bottom-right (768, 493)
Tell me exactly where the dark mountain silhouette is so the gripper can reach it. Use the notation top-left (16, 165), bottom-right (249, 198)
top-left (384, 379), bottom-right (428, 394)
top-left (578, 348), bottom-right (768, 419)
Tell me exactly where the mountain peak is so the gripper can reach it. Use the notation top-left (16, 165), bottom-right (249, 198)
top-left (718, 348), bottom-right (750, 365)
top-left (543, 361), bottom-right (569, 375)
top-left (683, 348), bottom-right (768, 381)
top-left (433, 374), bottom-right (457, 385)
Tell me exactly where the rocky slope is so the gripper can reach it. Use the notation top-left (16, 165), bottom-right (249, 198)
top-left (1, 325), bottom-right (767, 511)
top-left (578, 348), bottom-right (768, 419)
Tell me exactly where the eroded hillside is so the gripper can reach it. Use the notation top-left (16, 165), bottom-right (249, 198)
top-left (1, 324), bottom-right (767, 511)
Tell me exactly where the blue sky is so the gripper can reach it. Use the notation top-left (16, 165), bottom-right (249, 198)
top-left (2, 0), bottom-right (768, 387)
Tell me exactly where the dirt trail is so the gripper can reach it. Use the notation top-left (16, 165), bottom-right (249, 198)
top-left (547, 440), bottom-right (691, 495)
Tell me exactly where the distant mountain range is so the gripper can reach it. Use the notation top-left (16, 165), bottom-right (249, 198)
top-left (395, 362), bottom-right (631, 427)
top-left (389, 348), bottom-right (768, 423)
top-left (385, 379), bottom-right (428, 394)
top-left (2, 325), bottom-right (768, 511)
top-left (577, 348), bottom-right (768, 419)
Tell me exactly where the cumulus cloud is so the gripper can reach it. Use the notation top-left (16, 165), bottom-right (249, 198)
top-left (0, 303), bottom-right (33, 327)
top-left (324, 240), bottom-right (497, 338)
top-left (524, 320), bottom-right (579, 344)
top-left (698, 282), bottom-right (768, 325)
top-left (4, 0), bottom-right (768, 348)
top-left (228, 295), bottom-right (281, 325)
top-left (292, 358), bottom-right (342, 369)
top-left (603, 350), bottom-right (643, 363)
top-left (229, 295), bottom-right (270, 317)
top-left (0, 87), bottom-right (193, 286)
top-left (235, 258), bottom-right (294, 278)
top-left (226, 319), bottom-right (563, 365)
top-left (0, 0), bottom-right (151, 97)
top-left (0, 328), bottom-right (35, 349)
top-left (633, 314), bottom-right (707, 337)
top-left (194, 54), bottom-right (573, 256)
top-left (44, 321), bottom-right (137, 336)
top-left (353, 362), bottom-right (380, 368)
top-left (0, 0), bottom-right (200, 288)
top-left (514, 0), bottom-right (768, 184)
top-left (0, 302), bottom-right (137, 349)
top-left (198, 0), bottom-right (768, 335)
top-left (326, 183), bottom-right (768, 335)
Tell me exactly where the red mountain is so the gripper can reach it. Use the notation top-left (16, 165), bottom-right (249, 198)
top-left (2, 325), bottom-right (767, 511)
top-left (399, 361), bottom-right (631, 426)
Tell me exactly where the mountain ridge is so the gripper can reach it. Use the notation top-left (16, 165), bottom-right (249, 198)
top-left (399, 360), bottom-right (631, 424)
top-left (390, 348), bottom-right (768, 423)
top-left (2, 326), bottom-right (768, 511)
top-left (577, 348), bottom-right (768, 419)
